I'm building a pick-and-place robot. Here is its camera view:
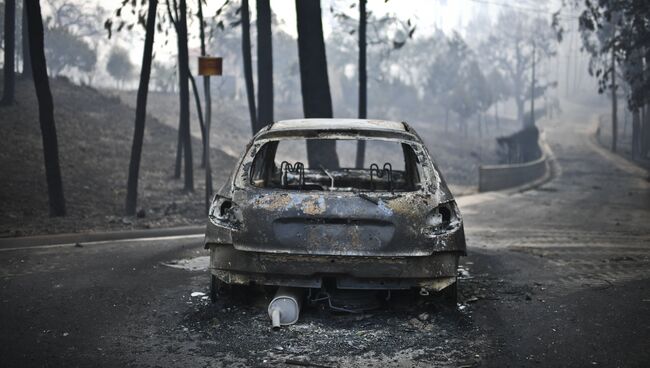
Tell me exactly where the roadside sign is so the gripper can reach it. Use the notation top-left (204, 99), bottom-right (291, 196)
top-left (198, 56), bottom-right (223, 76)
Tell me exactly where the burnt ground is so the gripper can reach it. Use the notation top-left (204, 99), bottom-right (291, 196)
top-left (0, 76), bottom-right (235, 236)
top-left (0, 103), bottom-right (648, 367)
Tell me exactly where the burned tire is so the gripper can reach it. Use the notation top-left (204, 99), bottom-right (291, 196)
top-left (210, 274), bottom-right (249, 303)
top-left (210, 274), bottom-right (221, 303)
top-left (440, 281), bottom-right (458, 307)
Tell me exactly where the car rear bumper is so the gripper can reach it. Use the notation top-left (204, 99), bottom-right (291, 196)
top-left (208, 244), bottom-right (460, 290)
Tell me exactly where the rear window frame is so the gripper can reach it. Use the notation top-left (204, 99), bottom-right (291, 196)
top-left (232, 135), bottom-right (437, 194)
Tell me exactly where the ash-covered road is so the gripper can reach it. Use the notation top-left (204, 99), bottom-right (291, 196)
top-left (458, 104), bottom-right (650, 367)
top-left (1, 106), bottom-right (648, 367)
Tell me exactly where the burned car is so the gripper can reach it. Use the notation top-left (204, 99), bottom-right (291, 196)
top-left (205, 119), bottom-right (466, 305)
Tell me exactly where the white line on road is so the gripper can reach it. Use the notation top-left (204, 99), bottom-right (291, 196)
top-left (0, 234), bottom-right (205, 252)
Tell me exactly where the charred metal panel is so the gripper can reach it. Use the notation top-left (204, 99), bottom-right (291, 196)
top-left (223, 188), bottom-right (465, 256)
top-left (204, 221), bottom-right (232, 246)
top-left (208, 244), bottom-right (460, 289)
top-left (204, 119), bottom-right (467, 288)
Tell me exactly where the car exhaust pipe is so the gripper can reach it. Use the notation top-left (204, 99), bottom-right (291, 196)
top-left (268, 287), bottom-right (304, 329)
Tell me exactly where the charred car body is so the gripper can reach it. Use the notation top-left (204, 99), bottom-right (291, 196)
top-left (205, 119), bottom-right (466, 302)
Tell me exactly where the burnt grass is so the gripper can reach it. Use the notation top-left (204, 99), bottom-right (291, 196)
top-left (0, 76), bottom-right (235, 236)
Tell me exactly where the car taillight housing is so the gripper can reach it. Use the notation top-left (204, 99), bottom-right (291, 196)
top-left (423, 202), bottom-right (460, 237)
top-left (208, 195), bottom-right (242, 230)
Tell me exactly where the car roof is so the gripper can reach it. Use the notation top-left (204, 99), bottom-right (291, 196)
top-left (268, 119), bottom-right (408, 132)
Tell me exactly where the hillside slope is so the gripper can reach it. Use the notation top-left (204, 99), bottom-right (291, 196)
top-left (0, 75), bottom-right (235, 236)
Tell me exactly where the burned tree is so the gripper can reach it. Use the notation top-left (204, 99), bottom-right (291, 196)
top-left (241, 0), bottom-right (257, 134)
top-left (610, 46), bottom-right (617, 152)
top-left (110, 0), bottom-right (194, 188)
top-left (187, 70), bottom-right (206, 168)
top-left (21, 0), bottom-right (31, 79)
top-left (25, 0), bottom-right (66, 216)
top-left (125, 0), bottom-right (158, 216)
top-left (256, 0), bottom-right (273, 129)
top-left (355, 0), bottom-right (367, 168)
top-left (197, 0), bottom-right (212, 211)
top-left (166, 0), bottom-right (193, 191)
top-left (1, 0), bottom-right (15, 106)
top-left (295, 0), bottom-right (339, 168)
top-left (177, 0), bottom-right (193, 191)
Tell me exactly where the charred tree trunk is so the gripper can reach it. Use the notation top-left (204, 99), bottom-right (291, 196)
top-left (125, 0), bottom-right (158, 216)
top-left (355, 0), bottom-right (367, 169)
top-left (641, 104), bottom-right (650, 159)
top-left (1, 0), bottom-right (16, 105)
top-left (638, 106), bottom-right (644, 157)
top-left (197, 0), bottom-right (212, 212)
top-left (167, 0), bottom-right (192, 189)
top-left (632, 108), bottom-right (640, 159)
top-left (241, 0), bottom-right (258, 134)
top-left (257, 0), bottom-right (273, 129)
top-left (611, 48), bottom-right (618, 153)
top-left (623, 106), bottom-right (629, 136)
top-left (295, 0), bottom-right (339, 168)
top-left (167, 0), bottom-right (194, 190)
top-left (174, 125), bottom-right (183, 178)
top-left (167, 0), bottom-right (183, 179)
top-left (194, 0), bottom-right (207, 170)
top-left (25, 0), bottom-right (65, 216)
top-left (188, 70), bottom-right (206, 168)
top-left (21, 0), bottom-right (31, 79)
top-left (178, 0), bottom-right (193, 191)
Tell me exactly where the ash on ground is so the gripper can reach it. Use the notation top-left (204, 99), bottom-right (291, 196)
top-left (178, 284), bottom-right (488, 367)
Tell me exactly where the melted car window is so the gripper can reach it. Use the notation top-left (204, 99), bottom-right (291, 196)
top-left (250, 138), bottom-right (422, 192)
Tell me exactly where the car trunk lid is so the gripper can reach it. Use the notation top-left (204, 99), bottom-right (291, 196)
top-left (231, 189), bottom-right (440, 256)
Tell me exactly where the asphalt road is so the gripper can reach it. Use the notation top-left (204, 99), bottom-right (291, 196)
top-left (1, 105), bottom-right (648, 368)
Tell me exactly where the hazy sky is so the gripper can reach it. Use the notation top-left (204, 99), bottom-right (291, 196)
top-left (67, 0), bottom-right (566, 86)
top-left (91, 0), bottom-right (561, 44)
top-left (182, 0), bottom-right (562, 55)
top-left (221, 0), bottom-right (496, 38)
top-left (227, 0), bottom-right (562, 38)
